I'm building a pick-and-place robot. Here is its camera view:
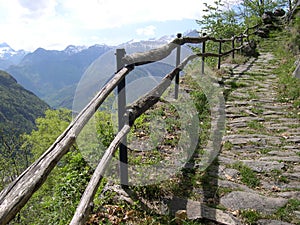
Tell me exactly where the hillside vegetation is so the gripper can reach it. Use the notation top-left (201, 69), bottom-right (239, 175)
top-left (0, 70), bottom-right (49, 135)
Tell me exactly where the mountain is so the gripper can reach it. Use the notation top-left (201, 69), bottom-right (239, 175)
top-left (0, 70), bottom-right (49, 135)
top-left (6, 31), bottom-right (197, 110)
top-left (7, 44), bottom-right (111, 108)
top-left (0, 43), bottom-right (27, 70)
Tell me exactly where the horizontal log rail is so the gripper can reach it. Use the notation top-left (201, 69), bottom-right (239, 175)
top-left (122, 34), bottom-right (248, 66)
top-left (70, 54), bottom-right (196, 225)
top-left (0, 22), bottom-right (262, 225)
top-left (0, 66), bottom-right (134, 225)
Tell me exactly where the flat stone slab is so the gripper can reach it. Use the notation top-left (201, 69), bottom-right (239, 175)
top-left (277, 191), bottom-right (300, 200)
top-left (257, 219), bottom-right (293, 225)
top-left (218, 180), bottom-right (256, 193)
top-left (223, 134), bottom-right (282, 146)
top-left (260, 156), bottom-right (300, 162)
top-left (220, 191), bottom-right (288, 214)
top-left (241, 160), bottom-right (285, 172)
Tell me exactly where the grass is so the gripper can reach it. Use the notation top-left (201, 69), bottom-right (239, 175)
top-left (87, 65), bottom-right (215, 224)
top-left (269, 169), bottom-right (289, 184)
top-left (250, 106), bottom-right (263, 115)
top-left (232, 162), bottom-right (260, 188)
top-left (240, 209), bottom-right (261, 225)
top-left (260, 29), bottom-right (300, 109)
top-left (273, 199), bottom-right (300, 224)
top-left (223, 140), bottom-right (233, 150)
top-left (247, 120), bottom-right (265, 131)
top-left (226, 81), bottom-right (248, 89)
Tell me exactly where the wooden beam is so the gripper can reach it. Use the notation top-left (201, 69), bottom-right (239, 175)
top-left (69, 124), bottom-right (131, 225)
top-left (0, 66), bottom-right (134, 225)
top-left (69, 54), bottom-right (198, 225)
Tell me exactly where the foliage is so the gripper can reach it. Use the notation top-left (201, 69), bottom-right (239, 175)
top-left (288, 11), bottom-right (300, 54)
top-left (196, 0), bottom-right (244, 67)
top-left (232, 162), bottom-right (260, 188)
top-left (240, 209), bottom-right (261, 224)
top-left (0, 129), bottom-right (30, 190)
top-left (261, 26), bottom-right (300, 108)
top-left (0, 71), bottom-right (48, 190)
top-left (274, 199), bottom-right (300, 223)
top-left (9, 109), bottom-right (93, 225)
top-left (197, 0), bottom-right (244, 38)
top-left (241, 0), bottom-right (286, 17)
top-left (22, 108), bottom-right (72, 159)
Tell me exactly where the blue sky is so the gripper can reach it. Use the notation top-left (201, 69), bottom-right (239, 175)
top-left (0, 0), bottom-right (216, 51)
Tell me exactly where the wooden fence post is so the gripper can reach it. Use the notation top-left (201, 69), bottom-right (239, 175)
top-left (175, 33), bottom-right (182, 99)
top-left (116, 48), bottom-right (128, 186)
top-left (232, 36), bottom-right (235, 59)
top-left (240, 34), bottom-right (243, 54)
top-left (202, 33), bottom-right (206, 74)
top-left (218, 38), bottom-right (222, 69)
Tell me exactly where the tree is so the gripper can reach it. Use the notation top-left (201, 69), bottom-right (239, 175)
top-left (9, 109), bottom-right (93, 224)
top-left (241, 0), bottom-right (289, 17)
top-left (0, 129), bottom-right (31, 190)
top-left (10, 108), bottom-right (116, 224)
top-left (197, 0), bottom-right (243, 38)
top-left (196, 0), bottom-right (244, 66)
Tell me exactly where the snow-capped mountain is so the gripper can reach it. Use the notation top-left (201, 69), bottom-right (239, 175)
top-left (64, 45), bottom-right (87, 55)
top-left (0, 43), bottom-right (28, 69)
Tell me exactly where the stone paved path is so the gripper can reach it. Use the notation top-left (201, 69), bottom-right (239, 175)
top-left (216, 47), bottom-right (300, 224)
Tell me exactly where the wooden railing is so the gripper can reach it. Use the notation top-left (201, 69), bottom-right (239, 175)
top-left (0, 25), bottom-right (260, 225)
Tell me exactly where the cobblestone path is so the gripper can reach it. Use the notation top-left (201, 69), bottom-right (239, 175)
top-left (216, 46), bottom-right (300, 224)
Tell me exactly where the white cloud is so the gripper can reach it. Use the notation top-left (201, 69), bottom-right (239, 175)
top-left (0, 0), bottom-right (216, 50)
top-left (62, 0), bottom-right (207, 28)
top-left (136, 25), bottom-right (156, 36)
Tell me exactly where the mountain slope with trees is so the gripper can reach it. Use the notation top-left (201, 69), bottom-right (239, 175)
top-left (0, 70), bottom-right (49, 135)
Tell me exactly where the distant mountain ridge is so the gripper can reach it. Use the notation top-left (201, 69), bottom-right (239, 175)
top-left (3, 30), bottom-right (199, 109)
top-left (7, 44), bottom-right (111, 108)
top-left (0, 43), bottom-right (28, 70)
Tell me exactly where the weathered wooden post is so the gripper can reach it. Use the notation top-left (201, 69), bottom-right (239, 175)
top-left (239, 34), bottom-right (243, 55)
top-left (175, 33), bottom-right (182, 99)
top-left (232, 36), bottom-right (235, 59)
top-left (218, 38), bottom-right (222, 70)
top-left (116, 48), bottom-right (128, 186)
top-left (246, 28), bottom-right (250, 45)
top-left (202, 33), bottom-right (206, 75)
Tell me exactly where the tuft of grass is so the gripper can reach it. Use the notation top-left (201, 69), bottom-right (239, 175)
top-left (240, 209), bottom-right (261, 225)
top-left (223, 140), bottom-right (233, 150)
top-left (274, 199), bottom-right (300, 223)
top-left (227, 81), bottom-right (248, 89)
top-left (232, 162), bottom-right (260, 188)
top-left (247, 120), bottom-right (265, 131)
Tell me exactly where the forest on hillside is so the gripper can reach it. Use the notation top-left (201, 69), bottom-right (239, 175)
top-left (1, 0), bottom-right (299, 224)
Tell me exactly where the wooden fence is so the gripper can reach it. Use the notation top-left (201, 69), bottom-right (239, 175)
top-left (0, 25), bottom-right (259, 225)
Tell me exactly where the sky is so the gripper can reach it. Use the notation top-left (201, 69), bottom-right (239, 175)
top-left (0, 0), bottom-right (219, 51)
